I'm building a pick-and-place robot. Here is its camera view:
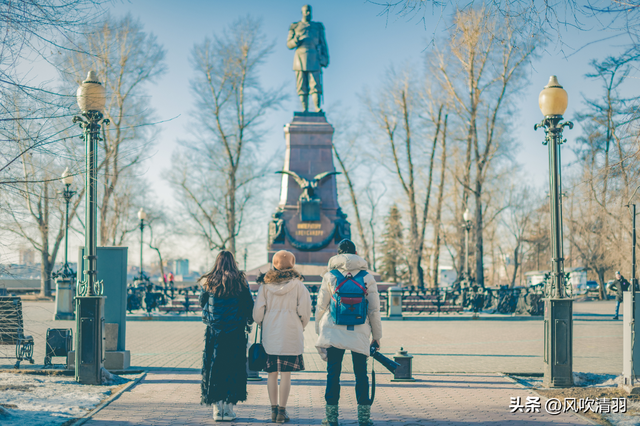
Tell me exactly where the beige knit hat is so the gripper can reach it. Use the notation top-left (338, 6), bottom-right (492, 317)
top-left (272, 250), bottom-right (296, 270)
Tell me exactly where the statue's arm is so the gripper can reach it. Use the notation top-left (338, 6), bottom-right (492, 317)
top-left (286, 23), bottom-right (298, 50)
top-left (318, 23), bottom-right (329, 67)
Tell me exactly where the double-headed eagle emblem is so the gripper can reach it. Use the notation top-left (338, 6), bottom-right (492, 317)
top-left (276, 170), bottom-right (340, 201)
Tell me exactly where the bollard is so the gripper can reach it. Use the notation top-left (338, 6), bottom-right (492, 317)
top-left (54, 278), bottom-right (75, 320)
top-left (391, 347), bottom-right (415, 382)
top-left (388, 286), bottom-right (404, 320)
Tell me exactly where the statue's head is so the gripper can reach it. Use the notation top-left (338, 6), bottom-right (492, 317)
top-left (301, 5), bottom-right (312, 22)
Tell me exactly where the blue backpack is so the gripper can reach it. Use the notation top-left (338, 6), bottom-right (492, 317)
top-left (329, 270), bottom-right (369, 327)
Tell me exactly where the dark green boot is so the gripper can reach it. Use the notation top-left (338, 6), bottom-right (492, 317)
top-left (358, 405), bottom-right (373, 426)
top-left (321, 404), bottom-right (338, 426)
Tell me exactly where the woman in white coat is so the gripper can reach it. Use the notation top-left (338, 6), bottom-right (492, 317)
top-left (253, 250), bottom-right (312, 423)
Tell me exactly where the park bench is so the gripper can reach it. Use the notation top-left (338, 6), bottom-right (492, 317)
top-left (0, 296), bottom-right (34, 368)
top-left (402, 291), bottom-right (463, 314)
top-left (157, 294), bottom-right (200, 314)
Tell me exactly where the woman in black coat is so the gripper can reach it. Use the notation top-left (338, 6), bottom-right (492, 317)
top-left (200, 250), bottom-right (254, 421)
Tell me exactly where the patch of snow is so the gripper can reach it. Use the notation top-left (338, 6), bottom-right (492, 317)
top-left (0, 372), bottom-right (129, 426)
top-left (605, 413), bottom-right (640, 426)
top-left (511, 372), bottom-right (622, 388)
top-left (572, 372), bottom-right (620, 387)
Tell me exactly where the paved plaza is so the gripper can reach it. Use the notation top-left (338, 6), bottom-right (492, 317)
top-left (1, 299), bottom-right (625, 424)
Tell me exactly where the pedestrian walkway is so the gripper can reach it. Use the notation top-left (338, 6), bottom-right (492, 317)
top-left (85, 371), bottom-right (591, 425)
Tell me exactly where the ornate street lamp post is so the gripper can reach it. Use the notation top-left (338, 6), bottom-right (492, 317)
top-left (535, 75), bottom-right (573, 387)
top-left (60, 167), bottom-right (76, 278)
top-left (74, 70), bottom-right (109, 384)
top-left (138, 208), bottom-right (147, 281)
top-left (53, 168), bottom-right (77, 320)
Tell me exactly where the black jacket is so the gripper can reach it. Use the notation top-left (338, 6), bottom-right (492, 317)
top-left (611, 276), bottom-right (630, 302)
top-left (200, 285), bottom-right (254, 333)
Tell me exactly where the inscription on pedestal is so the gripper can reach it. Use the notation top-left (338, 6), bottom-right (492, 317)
top-left (296, 222), bottom-right (324, 242)
top-left (285, 213), bottom-right (335, 250)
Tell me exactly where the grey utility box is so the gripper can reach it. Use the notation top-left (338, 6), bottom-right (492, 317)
top-left (73, 247), bottom-right (130, 370)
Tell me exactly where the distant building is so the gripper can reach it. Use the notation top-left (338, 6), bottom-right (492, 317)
top-left (19, 249), bottom-right (35, 265)
top-left (175, 259), bottom-right (189, 276)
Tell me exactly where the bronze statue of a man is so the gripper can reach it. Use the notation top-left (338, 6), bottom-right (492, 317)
top-left (287, 5), bottom-right (329, 112)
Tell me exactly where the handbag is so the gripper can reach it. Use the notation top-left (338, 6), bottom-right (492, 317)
top-left (248, 325), bottom-right (267, 371)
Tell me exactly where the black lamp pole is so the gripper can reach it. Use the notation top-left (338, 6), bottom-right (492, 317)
top-left (62, 182), bottom-right (76, 278)
top-left (464, 220), bottom-right (471, 284)
top-left (139, 217), bottom-right (145, 279)
top-left (137, 208), bottom-right (147, 282)
top-left (535, 75), bottom-right (573, 388)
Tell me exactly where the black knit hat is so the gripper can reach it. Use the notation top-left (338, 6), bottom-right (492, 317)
top-left (338, 239), bottom-right (357, 254)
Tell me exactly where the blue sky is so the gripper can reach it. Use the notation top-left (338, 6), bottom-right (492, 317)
top-left (42, 0), bottom-right (638, 270)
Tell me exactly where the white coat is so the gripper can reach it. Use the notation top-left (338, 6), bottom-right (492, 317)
top-left (315, 254), bottom-right (383, 356)
top-left (252, 269), bottom-right (312, 356)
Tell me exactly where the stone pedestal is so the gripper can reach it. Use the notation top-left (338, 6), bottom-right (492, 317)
top-left (268, 112), bottom-right (350, 265)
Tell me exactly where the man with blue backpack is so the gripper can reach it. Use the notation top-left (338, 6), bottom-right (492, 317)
top-left (315, 239), bottom-right (383, 426)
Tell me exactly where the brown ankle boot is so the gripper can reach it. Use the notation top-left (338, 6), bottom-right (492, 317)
top-left (276, 406), bottom-right (290, 423)
top-left (271, 405), bottom-right (279, 422)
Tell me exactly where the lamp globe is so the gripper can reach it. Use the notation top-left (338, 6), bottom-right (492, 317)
top-left (538, 76), bottom-right (568, 117)
top-left (61, 167), bottom-right (74, 185)
top-left (76, 71), bottom-right (106, 113)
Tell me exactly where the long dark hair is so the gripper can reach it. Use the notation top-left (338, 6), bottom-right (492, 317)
top-left (200, 251), bottom-right (247, 297)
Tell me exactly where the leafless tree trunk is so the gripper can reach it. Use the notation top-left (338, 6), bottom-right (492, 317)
top-left (169, 16), bottom-right (285, 257)
top-left (3, 139), bottom-right (83, 296)
top-left (431, 114), bottom-right (448, 289)
top-left (333, 144), bottom-right (372, 266)
top-left (434, 6), bottom-right (537, 287)
top-left (366, 77), bottom-right (442, 288)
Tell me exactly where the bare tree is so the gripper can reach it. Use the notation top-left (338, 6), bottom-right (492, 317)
top-left (0, 0), bottom-right (106, 97)
top-left (0, 1), bottom-right (108, 190)
top-left (569, 51), bottom-right (640, 297)
top-left (168, 16), bottom-right (285, 257)
top-left (365, 69), bottom-right (442, 288)
top-left (56, 14), bottom-right (167, 246)
top-left (368, 0), bottom-right (640, 47)
top-left (364, 183), bottom-right (387, 271)
top-left (433, 6), bottom-right (538, 287)
top-left (498, 185), bottom-right (537, 287)
top-left (332, 134), bottom-right (376, 267)
top-left (0, 100), bottom-right (83, 296)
